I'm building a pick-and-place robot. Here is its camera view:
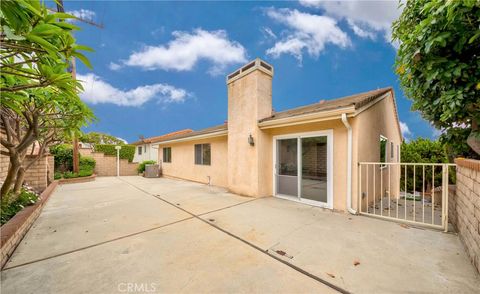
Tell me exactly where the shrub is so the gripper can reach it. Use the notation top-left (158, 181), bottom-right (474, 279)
top-left (79, 156), bottom-right (96, 170)
top-left (138, 160), bottom-right (156, 173)
top-left (1, 189), bottom-right (38, 225)
top-left (50, 144), bottom-right (73, 172)
top-left (95, 144), bottom-right (135, 162)
top-left (78, 169), bottom-right (93, 177)
top-left (54, 171), bottom-right (62, 180)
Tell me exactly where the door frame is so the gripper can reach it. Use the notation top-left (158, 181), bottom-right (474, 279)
top-left (272, 129), bottom-right (334, 209)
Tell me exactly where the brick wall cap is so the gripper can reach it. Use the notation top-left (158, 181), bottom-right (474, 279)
top-left (455, 158), bottom-right (480, 171)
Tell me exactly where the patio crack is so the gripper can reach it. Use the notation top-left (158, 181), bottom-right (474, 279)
top-left (2, 216), bottom-right (195, 271)
top-left (120, 178), bottom-right (351, 294)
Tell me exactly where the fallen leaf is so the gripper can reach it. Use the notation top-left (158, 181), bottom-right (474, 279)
top-left (326, 272), bottom-right (335, 278)
top-left (353, 260), bottom-right (360, 266)
top-left (400, 224), bottom-right (410, 229)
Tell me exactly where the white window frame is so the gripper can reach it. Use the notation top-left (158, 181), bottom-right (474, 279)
top-left (272, 130), bottom-right (334, 209)
top-left (380, 135), bottom-right (388, 168)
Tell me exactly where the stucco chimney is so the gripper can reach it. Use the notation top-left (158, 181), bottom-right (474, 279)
top-left (226, 58), bottom-right (274, 197)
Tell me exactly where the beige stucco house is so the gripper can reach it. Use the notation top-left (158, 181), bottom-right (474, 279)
top-left (150, 58), bottom-right (402, 212)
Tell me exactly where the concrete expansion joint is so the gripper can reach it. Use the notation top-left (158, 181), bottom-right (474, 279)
top-left (118, 178), bottom-right (351, 294)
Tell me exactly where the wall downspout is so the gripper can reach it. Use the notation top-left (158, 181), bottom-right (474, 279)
top-left (341, 113), bottom-right (357, 214)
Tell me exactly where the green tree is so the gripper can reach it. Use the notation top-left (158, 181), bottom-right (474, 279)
top-left (79, 132), bottom-right (126, 145)
top-left (0, 0), bottom-right (94, 201)
top-left (392, 0), bottom-right (480, 157)
top-left (401, 138), bottom-right (449, 192)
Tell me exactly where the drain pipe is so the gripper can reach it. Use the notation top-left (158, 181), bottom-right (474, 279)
top-left (341, 113), bottom-right (356, 214)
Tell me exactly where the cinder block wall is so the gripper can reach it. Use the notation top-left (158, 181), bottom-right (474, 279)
top-left (80, 148), bottom-right (138, 176)
top-left (451, 158), bottom-right (480, 273)
top-left (23, 155), bottom-right (54, 192)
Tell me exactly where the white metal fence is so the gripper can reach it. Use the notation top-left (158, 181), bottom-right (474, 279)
top-left (357, 162), bottom-right (456, 231)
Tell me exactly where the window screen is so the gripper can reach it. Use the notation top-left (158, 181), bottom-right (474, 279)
top-left (195, 144), bottom-right (211, 165)
top-left (163, 147), bottom-right (171, 163)
top-left (380, 136), bottom-right (387, 167)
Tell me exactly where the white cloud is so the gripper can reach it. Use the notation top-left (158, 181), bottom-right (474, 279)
top-left (77, 73), bottom-right (190, 107)
top-left (400, 121), bottom-right (412, 137)
top-left (262, 27), bottom-right (277, 39)
top-left (265, 8), bottom-right (350, 62)
top-left (299, 0), bottom-right (402, 44)
top-left (67, 9), bottom-right (96, 21)
top-left (120, 28), bottom-right (247, 75)
top-left (108, 62), bottom-right (122, 71)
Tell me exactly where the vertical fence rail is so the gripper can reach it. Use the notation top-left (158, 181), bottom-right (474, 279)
top-left (358, 162), bottom-right (455, 231)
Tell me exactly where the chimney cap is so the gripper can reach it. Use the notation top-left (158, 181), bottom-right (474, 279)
top-left (226, 58), bottom-right (274, 84)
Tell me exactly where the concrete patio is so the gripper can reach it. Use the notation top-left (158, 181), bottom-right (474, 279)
top-left (1, 176), bottom-right (479, 293)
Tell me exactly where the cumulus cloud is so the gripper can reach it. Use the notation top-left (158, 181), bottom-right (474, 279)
top-left (118, 28), bottom-right (247, 75)
top-left (265, 8), bottom-right (350, 62)
top-left (399, 121), bottom-right (412, 137)
top-left (108, 62), bottom-right (122, 71)
top-left (67, 9), bottom-right (96, 21)
top-left (299, 0), bottom-right (402, 44)
top-left (77, 73), bottom-right (190, 107)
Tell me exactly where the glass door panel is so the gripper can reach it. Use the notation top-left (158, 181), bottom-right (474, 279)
top-left (301, 136), bottom-right (328, 203)
top-left (276, 138), bottom-right (298, 197)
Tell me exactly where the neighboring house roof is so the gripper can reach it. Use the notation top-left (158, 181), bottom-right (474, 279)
top-left (131, 129), bottom-right (194, 145)
top-left (153, 124), bottom-right (228, 144)
top-left (259, 87), bottom-right (393, 123)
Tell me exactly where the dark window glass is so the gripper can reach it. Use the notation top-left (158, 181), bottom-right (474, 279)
top-left (194, 144), bottom-right (211, 165)
top-left (163, 147), bottom-right (171, 163)
top-left (138, 146), bottom-right (142, 155)
top-left (195, 144), bottom-right (202, 164)
top-left (390, 142), bottom-right (394, 158)
top-left (203, 144), bottom-right (211, 165)
top-left (380, 136), bottom-right (387, 166)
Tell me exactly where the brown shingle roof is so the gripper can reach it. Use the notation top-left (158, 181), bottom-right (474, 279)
top-left (153, 124), bottom-right (228, 144)
top-left (259, 87), bottom-right (393, 123)
top-left (131, 129), bottom-right (193, 145)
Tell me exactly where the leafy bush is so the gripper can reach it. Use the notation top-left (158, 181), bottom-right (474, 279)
top-left (400, 138), bottom-right (451, 192)
top-left (1, 189), bottom-right (39, 225)
top-left (138, 160), bottom-right (156, 173)
top-left (95, 144), bottom-right (135, 162)
top-left (54, 171), bottom-right (62, 180)
top-left (50, 144), bottom-right (73, 172)
top-left (79, 156), bottom-right (96, 170)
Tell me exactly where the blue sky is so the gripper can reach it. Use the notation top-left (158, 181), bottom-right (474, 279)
top-left (63, 0), bottom-right (437, 143)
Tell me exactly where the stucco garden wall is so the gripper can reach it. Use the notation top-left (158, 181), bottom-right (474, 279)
top-left (80, 148), bottom-right (138, 176)
top-left (450, 158), bottom-right (480, 273)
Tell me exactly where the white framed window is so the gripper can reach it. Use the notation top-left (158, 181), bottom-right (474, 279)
top-left (194, 144), bottom-right (211, 165)
top-left (380, 135), bottom-right (388, 167)
top-left (163, 147), bottom-right (172, 163)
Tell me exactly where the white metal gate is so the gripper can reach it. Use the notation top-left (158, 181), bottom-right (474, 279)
top-left (357, 162), bottom-right (456, 231)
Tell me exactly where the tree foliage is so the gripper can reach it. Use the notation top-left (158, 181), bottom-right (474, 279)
top-left (79, 132), bottom-right (126, 145)
top-left (400, 138), bottom-right (450, 192)
top-left (95, 144), bottom-right (136, 162)
top-left (0, 0), bottom-right (94, 201)
top-left (392, 0), bottom-right (480, 156)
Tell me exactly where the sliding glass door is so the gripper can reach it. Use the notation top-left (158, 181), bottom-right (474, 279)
top-left (274, 131), bottom-right (332, 208)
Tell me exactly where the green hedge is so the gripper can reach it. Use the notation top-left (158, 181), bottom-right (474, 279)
top-left (95, 144), bottom-right (135, 162)
top-left (137, 160), bottom-right (156, 173)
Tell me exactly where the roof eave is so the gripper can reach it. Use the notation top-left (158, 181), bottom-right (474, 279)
top-left (258, 106), bottom-right (356, 130)
top-left (152, 130), bottom-right (228, 146)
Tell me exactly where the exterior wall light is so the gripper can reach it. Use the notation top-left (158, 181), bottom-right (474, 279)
top-left (248, 134), bottom-right (255, 146)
